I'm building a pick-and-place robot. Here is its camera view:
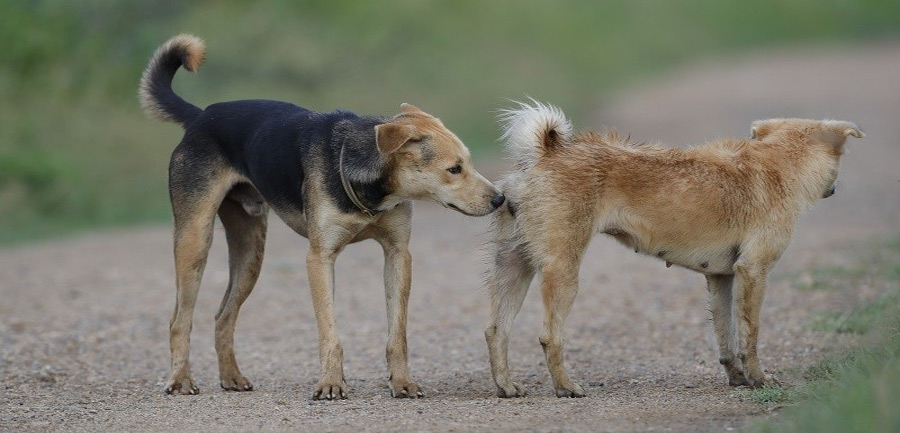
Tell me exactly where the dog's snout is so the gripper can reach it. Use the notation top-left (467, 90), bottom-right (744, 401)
top-left (490, 193), bottom-right (506, 209)
top-left (823, 184), bottom-right (836, 199)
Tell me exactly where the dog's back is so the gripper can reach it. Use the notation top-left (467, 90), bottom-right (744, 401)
top-left (496, 103), bottom-right (850, 272)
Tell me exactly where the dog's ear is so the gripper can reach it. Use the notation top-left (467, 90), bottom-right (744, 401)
top-left (817, 120), bottom-right (864, 150)
top-left (835, 122), bottom-right (865, 139)
top-left (375, 123), bottom-right (418, 154)
top-left (750, 119), bottom-right (780, 140)
top-left (399, 103), bottom-right (424, 115)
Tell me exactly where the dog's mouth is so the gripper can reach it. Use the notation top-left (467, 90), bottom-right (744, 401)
top-left (823, 184), bottom-right (836, 199)
top-left (447, 203), bottom-right (475, 216)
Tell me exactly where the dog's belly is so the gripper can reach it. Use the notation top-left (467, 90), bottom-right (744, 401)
top-left (271, 206), bottom-right (309, 237)
top-left (654, 247), bottom-right (737, 275)
top-left (602, 228), bottom-right (738, 275)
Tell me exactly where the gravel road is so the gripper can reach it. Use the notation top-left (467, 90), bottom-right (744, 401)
top-left (2, 42), bottom-right (898, 432)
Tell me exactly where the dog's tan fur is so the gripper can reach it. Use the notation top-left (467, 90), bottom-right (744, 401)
top-left (141, 35), bottom-right (502, 400)
top-left (484, 101), bottom-right (862, 397)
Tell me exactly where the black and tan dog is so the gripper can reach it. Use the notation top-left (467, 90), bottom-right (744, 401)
top-left (139, 34), bottom-right (504, 400)
top-left (484, 101), bottom-right (862, 397)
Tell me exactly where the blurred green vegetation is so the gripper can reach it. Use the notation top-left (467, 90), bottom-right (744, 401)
top-left (2, 0), bottom-right (899, 244)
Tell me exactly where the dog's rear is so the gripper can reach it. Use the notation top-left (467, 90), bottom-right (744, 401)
top-left (485, 101), bottom-right (583, 397)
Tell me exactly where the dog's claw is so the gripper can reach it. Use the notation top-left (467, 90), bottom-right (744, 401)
top-left (165, 377), bottom-right (200, 395)
top-left (745, 377), bottom-right (768, 389)
top-left (555, 383), bottom-right (585, 398)
top-left (313, 383), bottom-right (348, 400)
top-left (220, 378), bottom-right (254, 392)
top-left (728, 376), bottom-right (750, 387)
top-left (390, 381), bottom-right (424, 398)
top-left (496, 381), bottom-right (526, 398)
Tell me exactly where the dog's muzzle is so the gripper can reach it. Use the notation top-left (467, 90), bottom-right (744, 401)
top-left (823, 184), bottom-right (836, 199)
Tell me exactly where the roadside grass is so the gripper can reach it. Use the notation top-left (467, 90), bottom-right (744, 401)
top-left (738, 236), bottom-right (900, 433)
top-left (3, 1), bottom-right (900, 245)
top-left (783, 265), bottom-right (867, 291)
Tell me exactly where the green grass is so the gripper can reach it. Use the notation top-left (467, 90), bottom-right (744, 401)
top-left (784, 265), bottom-right (866, 291)
top-left (738, 236), bottom-right (900, 433)
top-left (812, 291), bottom-right (900, 334)
top-left (3, 0), bottom-right (900, 244)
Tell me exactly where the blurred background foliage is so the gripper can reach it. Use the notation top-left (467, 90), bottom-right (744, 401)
top-left (1, 0), bottom-right (898, 244)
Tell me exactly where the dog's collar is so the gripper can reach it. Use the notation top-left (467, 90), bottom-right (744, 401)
top-left (338, 141), bottom-right (378, 217)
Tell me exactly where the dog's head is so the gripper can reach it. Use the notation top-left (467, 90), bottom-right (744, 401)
top-left (751, 118), bottom-right (864, 199)
top-left (375, 103), bottom-right (504, 216)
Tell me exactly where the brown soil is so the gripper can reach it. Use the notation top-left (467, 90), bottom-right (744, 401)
top-left (2, 42), bottom-right (898, 432)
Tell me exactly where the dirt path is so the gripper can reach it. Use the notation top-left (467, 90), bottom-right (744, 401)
top-left (2, 42), bottom-right (898, 432)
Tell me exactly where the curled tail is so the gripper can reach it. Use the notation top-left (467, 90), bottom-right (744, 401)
top-left (498, 99), bottom-right (573, 170)
top-left (139, 34), bottom-right (206, 127)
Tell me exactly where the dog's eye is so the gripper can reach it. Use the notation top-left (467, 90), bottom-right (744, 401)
top-left (447, 164), bottom-right (462, 174)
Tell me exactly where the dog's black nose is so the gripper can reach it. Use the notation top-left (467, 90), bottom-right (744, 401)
top-left (491, 193), bottom-right (506, 209)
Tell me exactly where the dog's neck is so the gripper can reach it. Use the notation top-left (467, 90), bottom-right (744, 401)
top-left (339, 142), bottom-right (379, 216)
top-left (333, 119), bottom-right (394, 216)
top-left (754, 135), bottom-right (840, 209)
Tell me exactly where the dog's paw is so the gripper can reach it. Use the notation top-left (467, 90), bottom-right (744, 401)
top-left (312, 381), bottom-right (348, 400)
top-left (220, 374), bottom-right (254, 392)
top-left (726, 370), bottom-right (750, 387)
top-left (555, 383), bottom-right (585, 398)
top-left (728, 376), bottom-right (751, 387)
top-left (165, 377), bottom-right (199, 395)
top-left (496, 381), bottom-right (526, 398)
top-left (745, 374), bottom-right (769, 389)
top-left (389, 379), bottom-right (424, 398)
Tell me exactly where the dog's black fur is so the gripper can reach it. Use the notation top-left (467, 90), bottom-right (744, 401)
top-left (143, 47), bottom-right (394, 218)
top-left (177, 101), bottom-right (391, 216)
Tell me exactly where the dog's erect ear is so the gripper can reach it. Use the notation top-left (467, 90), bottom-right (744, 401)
top-left (818, 120), bottom-right (864, 150)
top-left (750, 119), bottom-right (779, 140)
top-left (375, 123), bottom-right (418, 154)
top-left (399, 103), bottom-right (424, 114)
top-left (838, 123), bottom-right (865, 139)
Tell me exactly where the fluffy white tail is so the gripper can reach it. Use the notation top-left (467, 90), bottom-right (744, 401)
top-left (498, 99), bottom-right (573, 170)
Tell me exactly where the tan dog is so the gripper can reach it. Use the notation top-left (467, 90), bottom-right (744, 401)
top-left (484, 101), bottom-right (862, 397)
top-left (140, 35), bottom-right (504, 399)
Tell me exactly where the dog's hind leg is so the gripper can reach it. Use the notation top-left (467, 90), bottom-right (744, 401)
top-left (214, 193), bottom-right (268, 392)
top-left (535, 220), bottom-right (592, 398)
top-left (166, 180), bottom-right (228, 394)
top-left (706, 274), bottom-right (749, 386)
top-left (485, 241), bottom-right (535, 398)
top-left (167, 215), bottom-right (214, 395)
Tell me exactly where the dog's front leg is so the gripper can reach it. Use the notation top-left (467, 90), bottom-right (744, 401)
top-left (371, 204), bottom-right (422, 398)
top-left (307, 244), bottom-right (347, 400)
top-left (380, 239), bottom-right (423, 398)
top-left (733, 256), bottom-right (774, 388)
top-left (706, 274), bottom-right (749, 386)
